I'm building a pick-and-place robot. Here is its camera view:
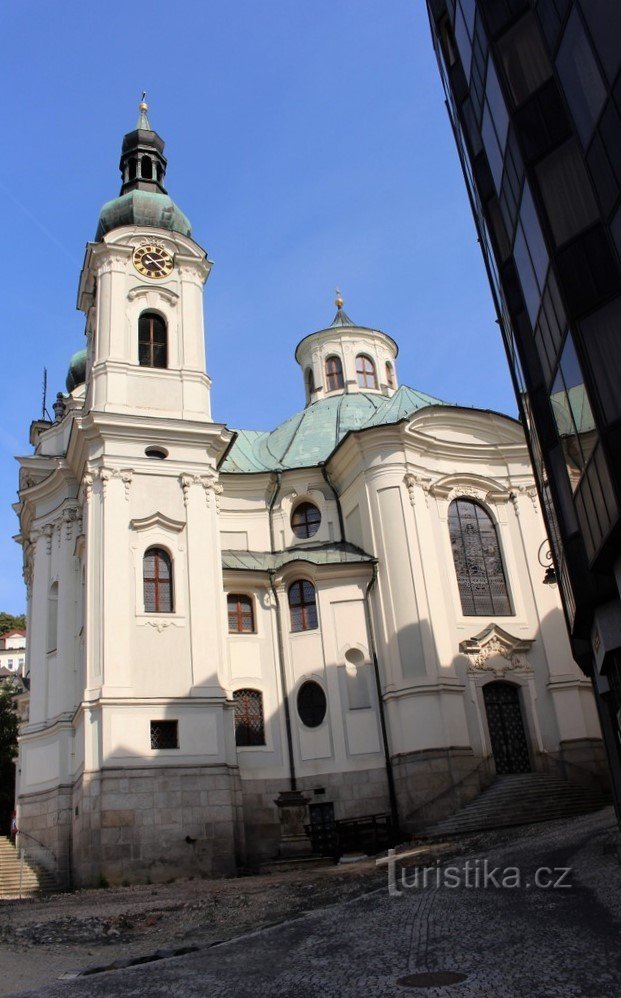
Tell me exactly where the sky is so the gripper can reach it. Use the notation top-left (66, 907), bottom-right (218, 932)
top-left (0, 0), bottom-right (516, 614)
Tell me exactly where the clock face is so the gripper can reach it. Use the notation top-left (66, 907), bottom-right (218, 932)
top-left (133, 244), bottom-right (174, 279)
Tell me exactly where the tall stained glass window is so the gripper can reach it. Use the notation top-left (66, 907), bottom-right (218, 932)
top-left (449, 499), bottom-right (511, 615)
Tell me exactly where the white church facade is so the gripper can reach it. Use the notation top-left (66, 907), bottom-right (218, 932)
top-left (14, 104), bottom-right (607, 886)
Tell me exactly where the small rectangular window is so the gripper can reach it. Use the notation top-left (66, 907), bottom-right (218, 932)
top-left (150, 720), bottom-right (178, 750)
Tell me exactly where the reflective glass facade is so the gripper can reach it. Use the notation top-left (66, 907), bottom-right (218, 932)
top-left (426, 0), bottom-right (621, 811)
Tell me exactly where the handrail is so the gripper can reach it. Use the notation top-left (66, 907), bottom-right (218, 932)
top-left (405, 755), bottom-right (494, 822)
top-left (539, 749), bottom-right (611, 787)
top-left (15, 829), bottom-right (58, 866)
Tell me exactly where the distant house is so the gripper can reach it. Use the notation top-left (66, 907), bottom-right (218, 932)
top-left (0, 630), bottom-right (26, 682)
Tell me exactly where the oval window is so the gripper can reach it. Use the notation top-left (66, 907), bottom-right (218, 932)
top-left (291, 501), bottom-right (321, 539)
top-left (297, 680), bottom-right (327, 728)
top-left (145, 446), bottom-right (168, 459)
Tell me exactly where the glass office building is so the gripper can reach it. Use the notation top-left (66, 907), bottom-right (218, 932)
top-left (425, 0), bottom-right (621, 810)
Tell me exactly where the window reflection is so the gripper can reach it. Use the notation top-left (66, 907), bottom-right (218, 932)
top-left (497, 14), bottom-right (552, 106)
top-left (556, 9), bottom-right (607, 147)
top-left (550, 334), bottom-right (597, 490)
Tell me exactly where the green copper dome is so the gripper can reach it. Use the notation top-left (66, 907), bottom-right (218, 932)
top-left (95, 190), bottom-right (192, 241)
top-left (66, 349), bottom-right (87, 393)
top-left (221, 386), bottom-right (450, 473)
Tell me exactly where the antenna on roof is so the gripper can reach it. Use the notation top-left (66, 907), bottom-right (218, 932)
top-left (41, 367), bottom-right (52, 422)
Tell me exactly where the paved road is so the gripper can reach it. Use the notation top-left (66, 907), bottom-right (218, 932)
top-left (14, 809), bottom-right (621, 997)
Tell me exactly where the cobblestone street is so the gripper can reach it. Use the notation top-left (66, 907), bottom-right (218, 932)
top-left (10, 808), bottom-right (621, 997)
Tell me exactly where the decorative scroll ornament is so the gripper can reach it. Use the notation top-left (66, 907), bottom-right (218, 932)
top-left (145, 619), bottom-right (173, 633)
top-left (202, 474), bottom-right (224, 509)
top-left (445, 485), bottom-right (489, 505)
top-left (403, 473), bottom-right (432, 508)
top-left (180, 473), bottom-right (223, 509)
top-left (82, 472), bottom-right (94, 503)
top-left (43, 523), bottom-right (54, 555)
top-left (62, 506), bottom-right (82, 540)
top-left (510, 484), bottom-right (539, 516)
top-left (460, 624), bottom-right (534, 676)
top-left (98, 467), bottom-right (133, 499)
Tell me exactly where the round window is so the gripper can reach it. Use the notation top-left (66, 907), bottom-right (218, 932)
top-left (297, 680), bottom-right (327, 728)
top-left (291, 501), bottom-right (321, 539)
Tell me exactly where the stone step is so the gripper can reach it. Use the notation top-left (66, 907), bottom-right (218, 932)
top-left (0, 836), bottom-right (57, 896)
top-left (420, 773), bottom-right (610, 838)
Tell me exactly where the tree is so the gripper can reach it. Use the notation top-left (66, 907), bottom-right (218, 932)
top-left (0, 682), bottom-right (19, 835)
top-left (0, 612), bottom-right (26, 636)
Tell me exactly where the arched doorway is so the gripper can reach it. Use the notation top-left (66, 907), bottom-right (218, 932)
top-left (483, 681), bottom-right (531, 774)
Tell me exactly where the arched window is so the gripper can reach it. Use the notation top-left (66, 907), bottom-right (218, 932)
top-left (233, 689), bottom-right (265, 746)
top-left (143, 547), bottom-right (174, 613)
top-left (385, 361), bottom-right (395, 389)
top-left (228, 593), bottom-right (255, 633)
top-left (288, 580), bottom-right (318, 632)
top-left (448, 499), bottom-right (511, 616)
top-left (128, 158), bottom-right (137, 181)
top-left (325, 355), bottom-right (344, 392)
top-left (47, 582), bottom-right (59, 653)
top-left (139, 312), bottom-right (167, 369)
top-left (356, 354), bottom-right (377, 389)
top-left (297, 681), bottom-right (327, 727)
top-left (305, 367), bottom-right (315, 401)
top-left (291, 501), bottom-right (321, 539)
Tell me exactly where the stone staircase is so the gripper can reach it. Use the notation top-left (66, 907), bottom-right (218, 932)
top-left (0, 836), bottom-right (57, 898)
top-left (420, 773), bottom-right (611, 839)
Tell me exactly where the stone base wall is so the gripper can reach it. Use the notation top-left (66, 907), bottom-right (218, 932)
top-left (69, 765), bottom-right (245, 888)
top-left (537, 738), bottom-right (611, 794)
top-left (392, 747), bottom-right (494, 831)
top-left (16, 784), bottom-right (73, 886)
top-left (240, 767), bottom-right (390, 867)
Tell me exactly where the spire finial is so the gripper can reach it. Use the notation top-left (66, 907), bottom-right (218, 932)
top-left (335, 288), bottom-right (344, 310)
top-left (137, 92), bottom-right (151, 130)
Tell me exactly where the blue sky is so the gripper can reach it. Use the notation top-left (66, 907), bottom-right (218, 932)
top-left (1, 0), bottom-right (515, 613)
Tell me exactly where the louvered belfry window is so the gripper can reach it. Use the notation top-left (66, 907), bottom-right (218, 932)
top-left (288, 580), bottom-right (318, 631)
top-left (448, 499), bottom-right (512, 616)
top-left (233, 689), bottom-right (265, 746)
top-left (143, 547), bottom-right (173, 613)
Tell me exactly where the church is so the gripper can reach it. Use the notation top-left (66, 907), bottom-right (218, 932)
top-left (14, 102), bottom-right (607, 886)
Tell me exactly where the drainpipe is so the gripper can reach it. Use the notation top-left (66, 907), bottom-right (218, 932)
top-left (269, 570), bottom-right (297, 792)
top-left (267, 471), bottom-right (282, 554)
top-left (322, 462), bottom-right (398, 830)
top-left (321, 464), bottom-right (345, 541)
top-left (365, 564), bottom-right (400, 834)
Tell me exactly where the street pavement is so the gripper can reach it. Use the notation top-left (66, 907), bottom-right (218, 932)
top-left (13, 808), bottom-right (621, 997)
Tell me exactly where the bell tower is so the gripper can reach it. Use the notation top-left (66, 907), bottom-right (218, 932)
top-left (16, 101), bottom-right (243, 888)
top-left (79, 98), bottom-right (212, 421)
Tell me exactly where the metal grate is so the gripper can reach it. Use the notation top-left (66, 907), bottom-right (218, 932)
top-left (233, 689), bottom-right (265, 746)
top-left (449, 499), bottom-right (511, 615)
top-left (227, 594), bottom-right (255, 633)
top-left (150, 720), bottom-right (178, 750)
top-left (288, 580), bottom-right (318, 631)
top-left (143, 548), bottom-right (173, 613)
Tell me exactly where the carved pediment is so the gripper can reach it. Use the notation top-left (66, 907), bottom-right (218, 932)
top-left (460, 624), bottom-right (534, 675)
top-left (130, 511), bottom-right (185, 533)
